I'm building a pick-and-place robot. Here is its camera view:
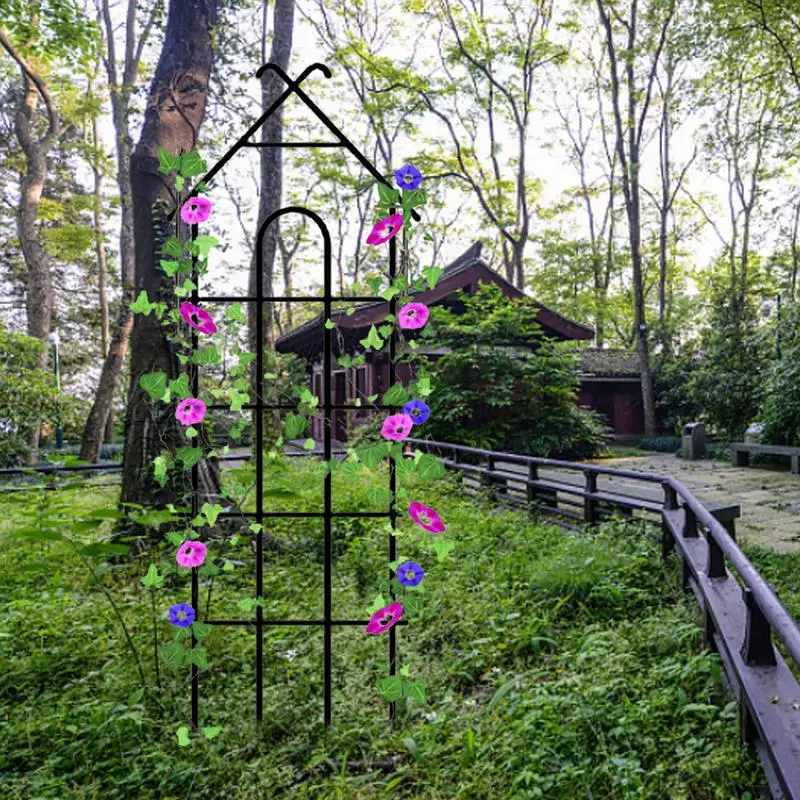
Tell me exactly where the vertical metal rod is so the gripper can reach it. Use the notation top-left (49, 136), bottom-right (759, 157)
top-left (255, 225), bottom-right (264, 723)
top-left (323, 212), bottom-right (333, 727)
top-left (190, 218), bottom-right (200, 729)
top-left (388, 211), bottom-right (398, 722)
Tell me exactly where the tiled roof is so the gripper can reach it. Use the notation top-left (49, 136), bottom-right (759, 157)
top-left (275, 241), bottom-right (595, 356)
top-left (580, 348), bottom-right (640, 377)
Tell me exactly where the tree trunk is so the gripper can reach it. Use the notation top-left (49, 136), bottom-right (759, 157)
top-left (628, 154), bottom-right (657, 435)
top-left (79, 88), bottom-right (137, 461)
top-left (89, 109), bottom-right (116, 447)
top-left (0, 28), bottom-right (62, 457)
top-left (248, 0), bottom-right (295, 389)
top-left (80, 0), bottom-right (156, 461)
top-left (120, 0), bottom-right (218, 509)
top-left (92, 114), bottom-right (111, 362)
top-left (595, 0), bottom-right (661, 435)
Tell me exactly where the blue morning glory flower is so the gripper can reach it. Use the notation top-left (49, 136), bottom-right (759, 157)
top-left (394, 164), bottom-right (422, 190)
top-left (403, 399), bottom-right (430, 425)
top-left (169, 602), bottom-right (196, 628)
top-left (396, 561), bottom-right (425, 587)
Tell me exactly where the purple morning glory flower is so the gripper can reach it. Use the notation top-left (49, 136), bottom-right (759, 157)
top-left (168, 602), bottom-right (196, 628)
top-left (396, 561), bottom-right (425, 587)
top-left (395, 164), bottom-right (422, 190)
top-left (403, 399), bottom-right (430, 425)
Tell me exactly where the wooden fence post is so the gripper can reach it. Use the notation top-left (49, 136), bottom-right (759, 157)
top-left (683, 505), bottom-right (698, 538)
top-left (663, 483), bottom-right (679, 510)
top-left (741, 588), bottom-right (777, 667)
top-left (661, 518), bottom-right (674, 561)
top-left (526, 463), bottom-right (538, 514)
top-left (584, 471), bottom-right (597, 524)
top-left (706, 529), bottom-right (727, 580)
top-left (482, 454), bottom-right (496, 502)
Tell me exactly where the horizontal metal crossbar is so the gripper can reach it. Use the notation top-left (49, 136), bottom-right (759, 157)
top-left (193, 295), bottom-right (388, 303)
top-left (206, 403), bottom-right (408, 411)
top-left (243, 141), bottom-right (343, 147)
top-left (202, 619), bottom-right (410, 627)
top-left (215, 511), bottom-right (391, 519)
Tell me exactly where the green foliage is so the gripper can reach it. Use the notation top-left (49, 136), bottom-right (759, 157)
top-left (640, 436), bottom-right (683, 453)
top-left (760, 310), bottom-right (800, 446)
top-left (0, 461), bottom-right (766, 798)
top-left (423, 284), bottom-right (610, 458)
top-left (0, 0), bottom-right (101, 67)
top-left (682, 291), bottom-right (770, 441)
top-left (0, 326), bottom-right (54, 466)
top-left (652, 346), bottom-right (705, 435)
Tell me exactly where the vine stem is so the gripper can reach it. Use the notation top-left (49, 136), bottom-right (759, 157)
top-left (69, 541), bottom-right (148, 690)
top-left (205, 576), bottom-right (214, 618)
top-left (150, 588), bottom-right (162, 690)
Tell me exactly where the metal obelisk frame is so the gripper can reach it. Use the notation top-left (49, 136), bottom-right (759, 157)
top-left (176, 63), bottom-right (421, 728)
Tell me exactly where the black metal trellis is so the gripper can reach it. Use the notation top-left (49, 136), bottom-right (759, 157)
top-left (178, 63), bottom-right (422, 729)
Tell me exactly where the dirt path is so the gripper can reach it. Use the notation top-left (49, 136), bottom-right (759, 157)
top-left (591, 453), bottom-right (800, 553)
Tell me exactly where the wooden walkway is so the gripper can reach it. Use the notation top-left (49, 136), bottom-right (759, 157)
top-left (590, 453), bottom-right (800, 553)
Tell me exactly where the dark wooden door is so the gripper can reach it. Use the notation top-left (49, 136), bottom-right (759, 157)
top-left (333, 372), bottom-right (347, 442)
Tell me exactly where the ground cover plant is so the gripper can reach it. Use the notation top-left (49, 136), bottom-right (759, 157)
top-left (0, 457), bottom-right (767, 799)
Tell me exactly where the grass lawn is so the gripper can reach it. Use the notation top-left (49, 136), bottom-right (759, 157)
top-left (0, 457), bottom-right (776, 798)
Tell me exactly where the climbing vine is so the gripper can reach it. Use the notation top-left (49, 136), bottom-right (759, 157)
top-left (129, 149), bottom-right (452, 745)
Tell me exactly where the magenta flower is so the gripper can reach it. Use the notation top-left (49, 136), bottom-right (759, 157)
top-left (365, 601), bottom-right (404, 635)
top-left (398, 303), bottom-right (429, 330)
top-left (180, 196), bottom-right (212, 225)
top-left (381, 413), bottom-right (414, 441)
top-left (179, 302), bottom-right (217, 334)
top-left (408, 501), bottom-right (446, 534)
top-left (176, 540), bottom-right (207, 569)
top-left (395, 164), bottom-right (422, 190)
top-left (175, 397), bottom-right (206, 426)
top-left (366, 213), bottom-right (404, 246)
top-left (168, 602), bottom-right (195, 628)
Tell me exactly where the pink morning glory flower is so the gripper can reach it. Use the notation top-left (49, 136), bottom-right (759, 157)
top-left (168, 602), bottom-right (195, 628)
top-left (381, 413), bottom-right (414, 441)
top-left (175, 397), bottom-right (206, 426)
top-left (176, 540), bottom-right (207, 569)
top-left (180, 196), bottom-right (212, 225)
top-left (366, 213), bottom-right (404, 246)
top-left (180, 302), bottom-right (217, 334)
top-left (408, 501), bottom-right (446, 534)
top-left (365, 601), bottom-right (404, 635)
top-left (398, 303), bottom-right (429, 330)
top-left (395, 164), bottom-right (422, 190)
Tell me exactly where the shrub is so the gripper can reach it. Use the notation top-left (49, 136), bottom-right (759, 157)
top-left (652, 347), bottom-right (704, 435)
top-left (0, 326), bottom-right (55, 466)
top-left (682, 289), bottom-right (770, 440)
top-left (760, 311), bottom-right (800, 446)
top-left (640, 436), bottom-right (682, 453)
top-left (421, 283), bottom-right (609, 458)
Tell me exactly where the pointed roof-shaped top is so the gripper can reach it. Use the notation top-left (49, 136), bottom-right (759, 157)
top-left (170, 63), bottom-right (421, 224)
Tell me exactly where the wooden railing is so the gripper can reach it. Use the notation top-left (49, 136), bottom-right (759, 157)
top-left (407, 438), bottom-right (800, 800)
